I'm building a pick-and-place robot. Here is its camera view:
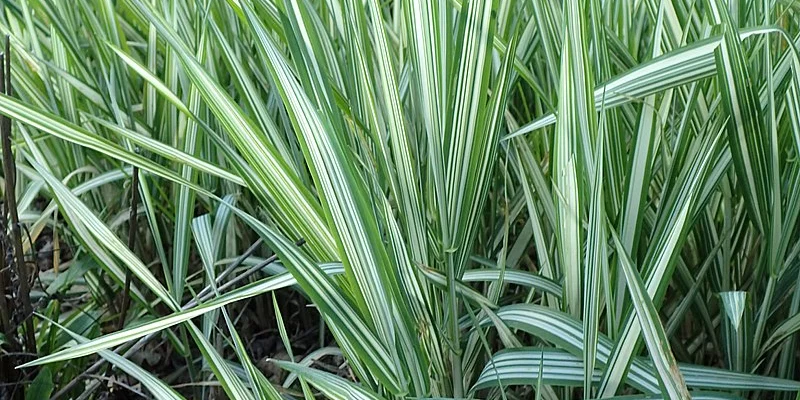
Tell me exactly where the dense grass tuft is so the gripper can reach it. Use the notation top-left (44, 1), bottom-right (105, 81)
top-left (1, 0), bottom-right (800, 398)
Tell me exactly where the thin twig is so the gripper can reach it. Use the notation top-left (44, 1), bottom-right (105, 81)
top-left (1, 35), bottom-right (36, 355)
top-left (185, 238), bottom-right (304, 309)
top-left (116, 166), bottom-right (140, 331)
top-left (208, 238), bottom-right (263, 289)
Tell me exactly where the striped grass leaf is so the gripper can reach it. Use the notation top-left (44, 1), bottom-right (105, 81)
top-left (764, 309), bottom-right (800, 354)
top-left (218, 198), bottom-right (407, 394)
top-left (776, 50), bottom-right (800, 380)
top-left (530, 0), bottom-right (562, 89)
top-left (552, 0), bottom-right (595, 318)
top-left (452, 0), bottom-right (553, 107)
top-left (460, 266), bottom-right (563, 298)
top-left (20, 264), bottom-right (344, 368)
top-left (506, 36), bottom-right (721, 140)
top-left (205, 19), bottom-right (298, 175)
top-left (0, 95), bottom-right (218, 197)
top-left (349, 0), bottom-right (427, 269)
top-left (583, 112), bottom-right (606, 395)
top-left (172, 65), bottom-right (203, 304)
top-left (185, 322), bottom-right (257, 400)
top-left (83, 115), bottom-right (244, 186)
top-left (272, 360), bottom-right (383, 400)
top-left (211, 195), bottom-right (235, 257)
top-left (404, 2), bottom-right (448, 257)
top-left (418, 267), bottom-right (499, 310)
top-left (615, 0), bottom-right (670, 270)
top-left (443, 0), bottom-right (515, 279)
top-left (468, 303), bottom-right (660, 393)
top-left (20, 135), bottom-right (177, 311)
top-left (442, 11), bottom-right (518, 391)
top-left (104, 42), bottom-right (191, 116)
top-left (242, 1), bottom-right (427, 393)
top-left (470, 347), bottom-right (613, 390)
top-left (474, 347), bottom-right (800, 393)
top-left (127, 0), bottom-right (337, 260)
top-left (220, 309), bottom-right (282, 400)
top-left (598, 392), bottom-right (745, 399)
top-left (512, 138), bottom-right (556, 295)
top-left (469, 302), bottom-right (800, 393)
top-left (281, 0), bottom-right (347, 113)
top-left (43, 316), bottom-right (186, 400)
top-left (378, 194), bottom-right (443, 391)
top-left (603, 394), bottom-right (745, 400)
top-left (271, 292), bottom-right (316, 399)
top-left (610, 229), bottom-right (691, 399)
top-left (194, 224), bottom-right (284, 400)
top-left (283, 347), bottom-right (344, 388)
top-left (719, 291), bottom-right (752, 372)
top-left (705, 0), bottom-right (782, 357)
top-left (504, 28), bottom-right (773, 140)
top-left (21, 167), bottom-right (129, 250)
top-left (192, 214), bottom-right (221, 335)
top-left (706, 0), bottom-right (770, 237)
top-left (8, 0), bottom-right (800, 399)
top-left (251, 0), bottom-right (411, 350)
top-left (599, 127), bottom-right (725, 397)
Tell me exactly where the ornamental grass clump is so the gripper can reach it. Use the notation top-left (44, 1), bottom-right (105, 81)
top-left (1, 0), bottom-right (800, 399)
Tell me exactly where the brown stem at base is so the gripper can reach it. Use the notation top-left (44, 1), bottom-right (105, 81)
top-left (1, 35), bottom-right (36, 357)
top-left (0, 202), bottom-right (14, 342)
top-left (0, 201), bottom-right (22, 400)
top-left (116, 166), bottom-right (140, 331)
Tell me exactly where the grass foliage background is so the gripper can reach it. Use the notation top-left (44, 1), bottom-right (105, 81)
top-left (1, 0), bottom-right (800, 398)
